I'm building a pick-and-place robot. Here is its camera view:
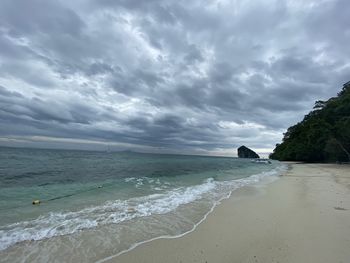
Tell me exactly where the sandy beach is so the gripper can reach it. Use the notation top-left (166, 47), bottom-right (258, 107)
top-left (104, 163), bottom-right (350, 263)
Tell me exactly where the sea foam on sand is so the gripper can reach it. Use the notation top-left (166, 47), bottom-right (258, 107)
top-left (109, 163), bottom-right (350, 263)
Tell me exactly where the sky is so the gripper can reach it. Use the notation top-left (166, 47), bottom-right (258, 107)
top-left (0, 0), bottom-right (349, 157)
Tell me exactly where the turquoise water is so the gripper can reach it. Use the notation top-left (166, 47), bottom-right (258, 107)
top-left (0, 147), bottom-right (285, 262)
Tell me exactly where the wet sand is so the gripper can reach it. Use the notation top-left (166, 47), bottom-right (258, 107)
top-left (104, 163), bottom-right (350, 263)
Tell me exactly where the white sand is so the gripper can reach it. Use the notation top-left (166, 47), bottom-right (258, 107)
top-left (108, 163), bottom-right (350, 263)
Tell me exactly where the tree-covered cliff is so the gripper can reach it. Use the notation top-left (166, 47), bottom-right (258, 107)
top-left (270, 81), bottom-right (350, 162)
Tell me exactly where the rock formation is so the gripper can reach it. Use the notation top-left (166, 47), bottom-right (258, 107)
top-left (237, 146), bottom-right (260, 159)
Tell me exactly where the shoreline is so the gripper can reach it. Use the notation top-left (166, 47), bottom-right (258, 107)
top-left (0, 161), bottom-right (283, 263)
top-left (104, 163), bottom-right (350, 263)
top-left (96, 166), bottom-right (282, 263)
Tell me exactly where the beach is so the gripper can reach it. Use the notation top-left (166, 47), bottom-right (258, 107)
top-left (106, 163), bottom-right (350, 263)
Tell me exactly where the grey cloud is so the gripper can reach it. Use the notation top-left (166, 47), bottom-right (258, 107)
top-left (0, 0), bottom-right (349, 155)
top-left (184, 45), bottom-right (203, 63)
top-left (0, 0), bottom-right (84, 37)
top-left (0, 86), bottom-right (23, 98)
top-left (86, 62), bottom-right (115, 76)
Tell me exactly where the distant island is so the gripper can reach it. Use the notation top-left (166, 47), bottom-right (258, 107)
top-left (238, 145), bottom-right (260, 159)
top-left (270, 81), bottom-right (350, 162)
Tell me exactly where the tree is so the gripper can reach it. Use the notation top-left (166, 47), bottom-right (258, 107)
top-left (270, 81), bottom-right (350, 162)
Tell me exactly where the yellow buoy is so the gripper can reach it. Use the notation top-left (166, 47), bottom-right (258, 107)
top-left (32, 200), bottom-right (41, 205)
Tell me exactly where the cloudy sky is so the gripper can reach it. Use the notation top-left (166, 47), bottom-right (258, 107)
top-left (0, 0), bottom-right (349, 156)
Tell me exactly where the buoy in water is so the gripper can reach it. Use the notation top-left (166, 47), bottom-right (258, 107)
top-left (32, 200), bottom-right (41, 205)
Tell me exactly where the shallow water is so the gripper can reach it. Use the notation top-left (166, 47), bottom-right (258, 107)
top-left (0, 147), bottom-right (285, 262)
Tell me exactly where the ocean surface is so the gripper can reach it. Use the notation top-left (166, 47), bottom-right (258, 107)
top-left (0, 147), bottom-right (286, 262)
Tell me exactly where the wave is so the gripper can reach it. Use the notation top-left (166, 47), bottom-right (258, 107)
top-left (0, 179), bottom-right (216, 250)
top-left (96, 165), bottom-right (287, 263)
top-left (0, 165), bottom-right (286, 251)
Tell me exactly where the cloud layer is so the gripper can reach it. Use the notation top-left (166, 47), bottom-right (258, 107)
top-left (0, 0), bottom-right (349, 156)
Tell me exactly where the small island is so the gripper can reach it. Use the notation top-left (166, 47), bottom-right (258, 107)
top-left (237, 145), bottom-right (260, 159)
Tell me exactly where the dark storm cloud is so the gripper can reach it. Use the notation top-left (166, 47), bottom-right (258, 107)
top-left (0, 0), bottom-right (349, 155)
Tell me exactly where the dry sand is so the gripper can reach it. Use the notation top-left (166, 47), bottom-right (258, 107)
top-left (104, 163), bottom-right (350, 263)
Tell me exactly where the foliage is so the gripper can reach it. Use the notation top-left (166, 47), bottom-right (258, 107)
top-left (270, 81), bottom-right (350, 162)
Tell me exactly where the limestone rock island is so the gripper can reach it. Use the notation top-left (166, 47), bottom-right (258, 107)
top-left (237, 146), bottom-right (260, 159)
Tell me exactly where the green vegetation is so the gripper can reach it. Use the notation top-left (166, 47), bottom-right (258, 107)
top-left (270, 81), bottom-right (350, 162)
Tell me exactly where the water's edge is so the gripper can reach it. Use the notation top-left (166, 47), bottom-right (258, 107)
top-left (96, 165), bottom-right (286, 263)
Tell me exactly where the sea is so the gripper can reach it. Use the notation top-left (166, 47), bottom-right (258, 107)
top-left (0, 147), bottom-right (286, 262)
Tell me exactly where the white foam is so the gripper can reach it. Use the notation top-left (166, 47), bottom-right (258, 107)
top-left (95, 164), bottom-right (287, 263)
top-left (0, 179), bottom-right (216, 251)
top-left (124, 177), bottom-right (168, 190)
top-left (0, 164), bottom-right (287, 252)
